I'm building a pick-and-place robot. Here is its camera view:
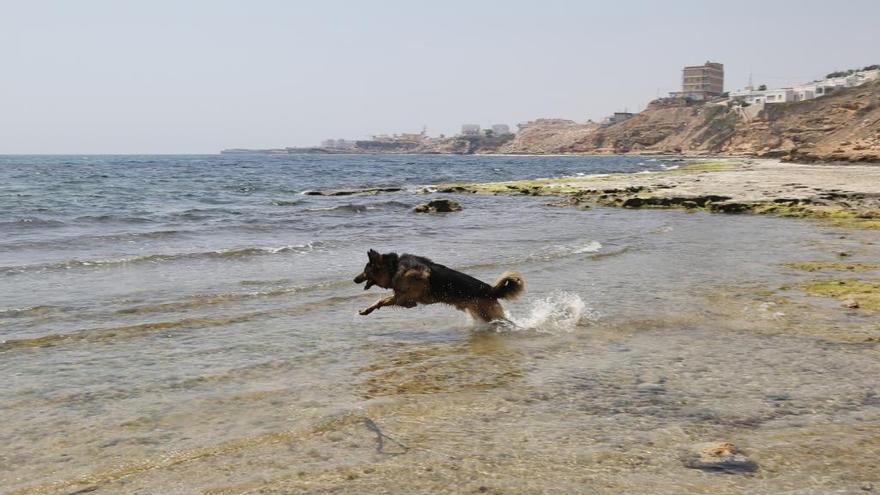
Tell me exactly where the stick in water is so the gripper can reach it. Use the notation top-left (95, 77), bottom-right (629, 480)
top-left (363, 418), bottom-right (408, 454)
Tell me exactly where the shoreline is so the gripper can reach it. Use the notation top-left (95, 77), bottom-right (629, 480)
top-left (434, 157), bottom-right (880, 319)
top-left (438, 158), bottom-right (880, 229)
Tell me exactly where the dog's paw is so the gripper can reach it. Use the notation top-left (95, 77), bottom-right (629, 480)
top-left (359, 308), bottom-right (374, 316)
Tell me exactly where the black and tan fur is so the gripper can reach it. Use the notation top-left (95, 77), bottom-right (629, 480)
top-left (353, 249), bottom-right (524, 322)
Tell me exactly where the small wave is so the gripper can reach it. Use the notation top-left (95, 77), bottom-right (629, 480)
top-left (114, 279), bottom-right (346, 315)
top-left (303, 201), bottom-right (409, 213)
top-left (588, 246), bottom-right (630, 260)
top-left (305, 204), bottom-right (370, 213)
top-left (301, 186), bottom-right (404, 196)
top-left (0, 229), bottom-right (188, 252)
top-left (527, 240), bottom-right (602, 261)
top-left (0, 241), bottom-right (325, 276)
top-left (501, 291), bottom-right (593, 333)
top-left (270, 200), bottom-right (304, 207)
top-left (0, 305), bottom-right (58, 319)
top-left (0, 218), bottom-right (66, 229)
top-left (167, 208), bottom-right (243, 220)
top-left (75, 214), bottom-right (155, 224)
top-left (0, 292), bottom-right (364, 351)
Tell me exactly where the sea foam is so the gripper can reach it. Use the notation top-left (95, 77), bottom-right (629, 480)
top-left (500, 291), bottom-right (593, 333)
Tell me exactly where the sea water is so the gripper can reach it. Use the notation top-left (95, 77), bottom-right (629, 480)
top-left (1, 154), bottom-right (878, 494)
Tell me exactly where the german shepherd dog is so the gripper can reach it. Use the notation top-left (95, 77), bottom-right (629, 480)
top-left (353, 249), bottom-right (525, 322)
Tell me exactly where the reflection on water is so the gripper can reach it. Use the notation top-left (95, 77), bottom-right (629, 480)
top-left (1, 155), bottom-right (879, 494)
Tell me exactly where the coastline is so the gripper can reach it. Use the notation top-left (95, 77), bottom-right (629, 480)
top-left (432, 157), bottom-right (880, 321)
top-left (438, 157), bottom-right (880, 229)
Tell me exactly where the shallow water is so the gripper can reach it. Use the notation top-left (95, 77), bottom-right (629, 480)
top-left (1, 155), bottom-right (878, 494)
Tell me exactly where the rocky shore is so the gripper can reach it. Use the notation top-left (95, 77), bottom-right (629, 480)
top-left (438, 157), bottom-right (880, 320)
top-left (439, 158), bottom-right (880, 229)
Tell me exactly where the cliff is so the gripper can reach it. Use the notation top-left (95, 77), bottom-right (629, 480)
top-left (492, 81), bottom-right (880, 162)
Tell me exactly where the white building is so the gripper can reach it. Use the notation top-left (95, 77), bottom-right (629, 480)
top-left (729, 68), bottom-right (880, 106)
top-left (320, 139), bottom-right (356, 149)
top-left (490, 124), bottom-right (511, 135)
top-left (461, 124), bottom-right (481, 136)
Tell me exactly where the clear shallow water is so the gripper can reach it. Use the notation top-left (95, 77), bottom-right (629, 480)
top-left (1, 155), bottom-right (878, 494)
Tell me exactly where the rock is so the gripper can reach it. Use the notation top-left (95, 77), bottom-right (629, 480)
top-left (842, 299), bottom-right (860, 309)
top-left (547, 195), bottom-right (591, 208)
top-left (682, 442), bottom-right (758, 473)
top-left (436, 186), bottom-right (470, 193)
top-left (303, 187), bottom-right (403, 196)
top-left (413, 199), bottom-right (462, 213)
top-left (709, 201), bottom-right (752, 213)
top-left (622, 197), bottom-right (644, 208)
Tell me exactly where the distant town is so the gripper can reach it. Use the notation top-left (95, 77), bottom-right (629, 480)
top-left (221, 62), bottom-right (880, 156)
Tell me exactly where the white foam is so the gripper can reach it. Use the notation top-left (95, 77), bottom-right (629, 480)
top-left (571, 241), bottom-right (602, 254)
top-left (500, 291), bottom-right (594, 333)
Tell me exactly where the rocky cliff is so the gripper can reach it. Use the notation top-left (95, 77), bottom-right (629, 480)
top-left (491, 81), bottom-right (880, 162)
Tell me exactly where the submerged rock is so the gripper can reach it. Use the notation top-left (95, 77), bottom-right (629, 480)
top-left (303, 187), bottom-right (403, 196)
top-left (682, 442), bottom-right (758, 473)
top-left (413, 199), bottom-right (462, 213)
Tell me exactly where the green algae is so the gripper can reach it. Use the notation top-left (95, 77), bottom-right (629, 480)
top-left (672, 160), bottom-right (739, 172)
top-left (783, 262), bottom-right (880, 272)
top-left (441, 159), bottom-right (880, 230)
top-left (751, 203), bottom-right (880, 229)
top-left (799, 279), bottom-right (880, 311)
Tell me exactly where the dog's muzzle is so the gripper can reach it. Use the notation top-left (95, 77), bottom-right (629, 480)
top-left (353, 273), bottom-right (374, 290)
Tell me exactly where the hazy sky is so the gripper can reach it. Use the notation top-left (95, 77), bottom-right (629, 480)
top-left (2, 0), bottom-right (878, 154)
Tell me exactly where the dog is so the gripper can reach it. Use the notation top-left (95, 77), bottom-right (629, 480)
top-left (353, 249), bottom-right (524, 322)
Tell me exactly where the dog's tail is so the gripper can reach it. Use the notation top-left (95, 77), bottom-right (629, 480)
top-left (490, 271), bottom-right (525, 300)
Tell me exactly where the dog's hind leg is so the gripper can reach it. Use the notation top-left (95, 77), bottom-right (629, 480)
top-left (359, 295), bottom-right (396, 316)
top-left (472, 300), bottom-right (505, 322)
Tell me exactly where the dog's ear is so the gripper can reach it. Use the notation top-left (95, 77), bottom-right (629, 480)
top-left (367, 249), bottom-right (381, 263)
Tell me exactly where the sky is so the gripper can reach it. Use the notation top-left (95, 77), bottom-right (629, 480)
top-left (1, 0), bottom-right (878, 154)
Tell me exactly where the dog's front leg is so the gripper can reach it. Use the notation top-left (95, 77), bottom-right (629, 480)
top-left (359, 295), bottom-right (396, 316)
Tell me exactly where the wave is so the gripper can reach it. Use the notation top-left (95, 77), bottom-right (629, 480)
top-left (0, 305), bottom-right (59, 319)
top-left (0, 291), bottom-right (364, 351)
top-left (526, 240), bottom-right (602, 261)
top-left (301, 186), bottom-right (405, 196)
top-left (115, 279), bottom-right (348, 316)
top-left (74, 214), bottom-right (155, 224)
top-left (305, 204), bottom-right (370, 213)
top-left (0, 229), bottom-right (189, 252)
top-left (304, 201), bottom-right (411, 214)
top-left (0, 241), bottom-right (326, 276)
top-left (0, 217), bottom-right (66, 229)
top-left (270, 199), bottom-right (304, 207)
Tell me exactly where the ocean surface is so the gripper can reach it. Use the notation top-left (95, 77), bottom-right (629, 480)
top-left (1, 154), bottom-right (878, 494)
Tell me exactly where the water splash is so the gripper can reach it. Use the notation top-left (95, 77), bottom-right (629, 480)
top-left (500, 291), bottom-right (594, 333)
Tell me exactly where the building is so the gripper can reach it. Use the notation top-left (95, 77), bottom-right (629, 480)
top-left (671, 61), bottom-right (724, 100)
top-left (461, 124), bottom-right (481, 136)
top-left (601, 112), bottom-right (635, 125)
top-left (728, 68), bottom-right (880, 106)
top-left (490, 124), bottom-right (511, 135)
top-left (320, 139), bottom-right (356, 150)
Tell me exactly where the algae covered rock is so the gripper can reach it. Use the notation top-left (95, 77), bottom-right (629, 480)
top-left (413, 198), bottom-right (462, 213)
